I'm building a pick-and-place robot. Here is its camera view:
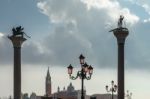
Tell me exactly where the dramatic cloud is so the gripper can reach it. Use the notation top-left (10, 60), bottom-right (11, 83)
top-left (0, 0), bottom-right (150, 70)
top-left (1, 0), bottom-right (150, 98)
top-left (83, 0), bottom-right (139, 25)
top-left (35, 0), bottom-right (143, 69)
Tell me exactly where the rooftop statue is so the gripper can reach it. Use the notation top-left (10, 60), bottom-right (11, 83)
top-left (109, 15), bottom-right (128, 32)
top-left (12, 26), bottom-right (30, 38)
top-left (118, 15), bottom-right (124, 28)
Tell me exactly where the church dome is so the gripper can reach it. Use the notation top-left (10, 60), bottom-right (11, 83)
top-left (67, 82), bottom-right (75, 92)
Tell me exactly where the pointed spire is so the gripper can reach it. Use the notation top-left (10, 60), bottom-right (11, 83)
top-left (46, 67), bottom-right (51, 79)
top-left (46, 67), bottom-right (51, 85)
top-left (57, 86), bottom-right (60, 92)
top-left (45, 67), bottom-right (52, 96)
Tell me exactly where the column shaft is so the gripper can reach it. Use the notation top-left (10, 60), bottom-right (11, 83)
top-left (14, 47), bottom-right (21, 99)
top-left (113, 29), bottom-right (128, 99)
top-left (118, 43), bottom-right (124, 99)
top-left (8, 36), bottom-right (26, 99)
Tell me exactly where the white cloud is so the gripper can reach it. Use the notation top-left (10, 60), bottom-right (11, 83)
top-left (82, 0), bottom-right (139, 26)
top-left (0, 32), bottom-right (4, 37)
top-left (143, 18), bottom-right (150, 23)
top-left (0, 0), bottom-right (148, 69)
top-left (83, 0), bottom-right (120, 10)
top-left (37, 1), bottom-right (67, 23)
top-left (35, 0), bottom-right (144, 68)
top-left (121, 8), bottom-right (139, 25)
top-left (142, 4), bottom-right (150, 14)
top-left (37, 0), bottom-right (82, 23)
top-left (125, 0), bottom-right (150, 22)
top-left (37, 0), bottom-right (139, 26)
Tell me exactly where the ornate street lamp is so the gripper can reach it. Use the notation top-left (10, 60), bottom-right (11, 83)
top-left (106, 80), bottom-right (117, 99)
top-left (67, 64), bottom-right (73, 76)
top-left (67, 54), bottom-right (93, 99)
top-left (79, 54), bottom-right (85, 65)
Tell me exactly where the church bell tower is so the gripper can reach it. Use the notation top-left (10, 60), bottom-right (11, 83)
top-left (46, 67), bottom-right (51, 96)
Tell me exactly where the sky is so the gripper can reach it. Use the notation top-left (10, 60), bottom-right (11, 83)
top-left (0, 0), bottom-right (150, 99)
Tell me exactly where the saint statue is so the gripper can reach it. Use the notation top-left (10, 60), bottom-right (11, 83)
top-left (118, 15), bottom-right (124, 28)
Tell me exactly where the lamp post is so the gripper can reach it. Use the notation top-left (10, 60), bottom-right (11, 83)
top-left (106, 80), bottom-right (117, 99)
top-left (125, 90), bottom-right (132, 99)
top-left (67, 54), bottom-right (93, 99)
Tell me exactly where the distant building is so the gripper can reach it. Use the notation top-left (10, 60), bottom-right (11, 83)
top-left (22, 68), bottom-right (117, 99)
top-left (22, 93), bottom-right (29, 99)
top-left (52, 82), bottom-right (88, 99)
top-left (22, 67), bottom-right (52, 99)
top-left (90, 94), bottom-right (117, 99)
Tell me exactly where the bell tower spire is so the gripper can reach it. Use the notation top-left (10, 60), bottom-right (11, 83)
top-left (45, 67), bottom-right (51, 96)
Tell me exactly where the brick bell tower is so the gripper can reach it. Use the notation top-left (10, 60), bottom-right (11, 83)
top-left (45, 67), bottom-right (52, 97)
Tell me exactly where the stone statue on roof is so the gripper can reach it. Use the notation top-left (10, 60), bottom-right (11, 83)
top-left (12, 26), bottom-right (30, 38)
top-left (109, 15), bottom-right (128, 32)
top-left (118, 15), bottom-right (124, 28)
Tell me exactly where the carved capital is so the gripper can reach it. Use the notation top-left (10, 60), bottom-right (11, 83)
top-left (113, 28), bottom-right (129, 44)
top-left (8, 36), bottom-right (26, 48)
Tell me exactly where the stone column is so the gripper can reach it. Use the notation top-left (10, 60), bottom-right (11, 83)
top-left (8, 36), bottom-right (26, 99)
top-left (113, 28), bottom-right (128, 99)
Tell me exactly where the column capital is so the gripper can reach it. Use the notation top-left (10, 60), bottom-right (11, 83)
top-left (8, 35), bottom-right (26, 48)
top-left (112, 28), bottom-right (129, 44)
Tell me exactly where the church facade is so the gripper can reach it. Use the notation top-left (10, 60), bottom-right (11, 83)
top-left (51, 83), bottom-right (87, 99)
